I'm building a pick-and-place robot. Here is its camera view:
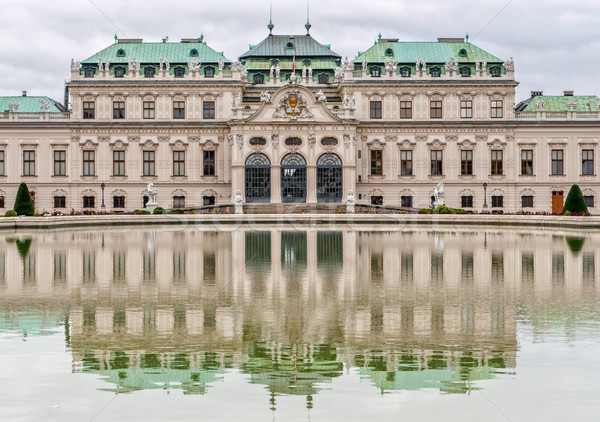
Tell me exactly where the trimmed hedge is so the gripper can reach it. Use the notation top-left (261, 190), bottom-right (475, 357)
top-left (563, 184), bottom-right (588, 214)
top-left (14, 183), bottom-right (34, 216)
top-left (5, 210), bottom-right (17, 217)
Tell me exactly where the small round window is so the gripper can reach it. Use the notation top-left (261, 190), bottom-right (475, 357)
top-left (116, 49), bottom-right (125, 57)
top-left (321, 137), bottom-right (338, 146)
top-left (285, 137), bottom-right (302, 146)
top-left (286, 42), bottom-right (294, 49)
top-left (385, 48), bottom-right (393, 56)
top-left (190, 49), bottom-right (199, 57)
top-left (249, 137), bottom-right (266, 146)
top-left (458, 48), bottom-right (467, 57)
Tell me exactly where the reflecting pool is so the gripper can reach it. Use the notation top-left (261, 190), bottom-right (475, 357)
top-left (0, 226), bottom-right (599, 421)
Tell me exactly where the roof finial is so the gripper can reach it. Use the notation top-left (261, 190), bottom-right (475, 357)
top-left (378, 33), bottom-right (382, 41)
top-left (305, 1), bottom-right (311, 35)
top-left (114, 33), bottom-right (118, 43)
top-left (268, 2), bottom-right (274, 36)
top-left (465, 33), bottom-right (469, 43)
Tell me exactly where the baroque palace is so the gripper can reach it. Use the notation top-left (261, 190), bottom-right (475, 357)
top-left (0, 22), bottom-right (599, 213)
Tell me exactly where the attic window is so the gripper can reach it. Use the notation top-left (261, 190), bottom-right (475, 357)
top-left (190, 49), bottom-right (199, 57)
top-left (286, 42), bottom-right (294, 49)
top-left (204, 66), bottom-right (214, 77)
top-left (430, 67), bottom-right (441, 77)
top-left (271, 58), bottom-right (279, 66)
top-left (400, 66), bottom-right (411, 77)
top-left (84, 67), bottom-right (95, 78)
top-left (318, 73), bottom-right (329, 84)
top-left (385, 48), bottom-right (394, 56)
top-left (174, 66), bottom-right (185, 77)
top-left (303, 58), bottom-right (311, 66)
top-left (458, 48), bottom-right (467, 57)
top-left (114, 66), bottom-right (126, 77)
top-left (370, 66), bottom-right (381, 77)
top-left (459, 66), bottom-right (471, 77)
top-left (144, 67), bottom-right (155, 78)
top-left (116, 49), bottom-right (125, 57)
top-left (253, 73), bottom-right (264, 84)
top-left (490, 66), bottom-right (501, 77)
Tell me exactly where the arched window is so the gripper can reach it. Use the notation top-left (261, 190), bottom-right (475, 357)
top-left (285, 137), bottom-right (302, 146)
top-left (84, 67), bottom-right (95, 78)
top-left (460, 67), bottom-right (471, 77)
top-left (458, 48), bottom-right (468, 57)
top-left (116, 49), bottom-right (126, 57)
top-left (253, 73), bottom-right (264, 84)
top-left (370, 66), bottom-right (381, 77)
top-left (318, 73), bottom-right (329, 84)
top-left (400, 66), bottom-right (411, 77)
top-left (286, 41), bottom-right (294, 49)
top-left (114, 66), bottom-right (126, 77)
top-left (281, 153), bottom-right (307, 203)
top-left (490, 66), bottom-right (501, 77)
top-left (316, 153), bottom-right (343, 202)
top-left (430, 67), bottom-right (441, 77)
top-left (174, 67), bottom-right (185, 78)
top-left (204, 66), bottom-right (215, 77)
top-left (385, 48), bottom-right (394, 56)
top-left (245, 153), bottom-right (271, 203)
top-left (190, 49), bottom-right (199, 57)
top-left (249, 137), bottom-right (266, 146)
top-left (144, 67), bottom-right (155, 78)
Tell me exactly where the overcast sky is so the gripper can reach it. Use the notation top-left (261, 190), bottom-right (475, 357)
top-left (1, 0), bottom-right (599, 105)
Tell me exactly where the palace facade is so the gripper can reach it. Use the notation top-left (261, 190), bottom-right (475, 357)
top-left (0, 24), bottom-right (599, 213)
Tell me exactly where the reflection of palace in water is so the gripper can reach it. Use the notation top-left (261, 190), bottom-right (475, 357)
top-left (1, 227), bottom-right (599, 397)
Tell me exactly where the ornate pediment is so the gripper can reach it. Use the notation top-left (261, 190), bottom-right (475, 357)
top-left (273, 89), bottom-right (314, 120)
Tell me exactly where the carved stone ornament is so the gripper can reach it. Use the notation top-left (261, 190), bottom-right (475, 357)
top-left (235, 134), bottom-right (244, 150)
top-left (110, 139), bottom-right (128, 150)
top-left (227, 134), bottom-right (234, 146)
top-left (427, 139), bottom-right (445, 150)
top-left (307, 133), bottom-right (316, 149)
top-left (231, 61), bottom-right (245, 72)
top-left (385, 59), bottom-right (397, 72)
top-left (71, 59), bottom-right (81, 72)
top-left (273, 90), bottom-right (314, 120)
top-left (415, 135), bottom-right (428, 143)
top-left (271, 133), bottom-right (279, 150)
top-left (128, 59), bottom-right (140, 73)
top-left (444, 57), bottom-right (458, 73)
top-left (169, 140), bottom-right (188, 150)
top-left (260, 91), bottom-right (271, 103)
top-left (342, 57), bottom-right (353, 71)
top-left (457, 139), bottom-right (474, 150)
top-left (446, 135), bottom-right (458, 143)
top-left (315, 90), bottom-right (327, 103)
top-left (140, 139), bottom-right (158, 150)
top-left (488, 138), bottom-right (506, 149)
top-left (81, 139), bottom-right (98, 150)
top-left (188, 60), bottom-right (201, 72)
top-left (398, 139), bottom-right (414, 149)
top-left (385, 135), bottom-right (397, 144)
top-left (503, 57), bottom-right (515, 71)
top-left (334, 67), bottom-right (343, 79)
top-left (202, 139), bottom-right (217, 150)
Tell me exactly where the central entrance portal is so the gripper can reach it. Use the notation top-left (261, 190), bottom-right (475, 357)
top-left (281, 153), bottom-right (307, 203)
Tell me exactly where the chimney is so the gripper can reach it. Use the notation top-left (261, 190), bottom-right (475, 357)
top-left (437, 37), bottom-right (465, 43)
top-left (22, 90), bottom-right (27, 97)
top-left (564, 90), bottom-right (574, 96)
top-left (531, 91), bottom-right (543, 97)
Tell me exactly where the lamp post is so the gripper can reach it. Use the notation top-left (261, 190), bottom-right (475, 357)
top-left (100, 183), bottom-right (106, 209)
top-left (483, 182), bottom-right (488, 209)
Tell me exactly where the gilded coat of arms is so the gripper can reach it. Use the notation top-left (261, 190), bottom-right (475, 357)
top-left (273, 89), bottom-right (313, 120)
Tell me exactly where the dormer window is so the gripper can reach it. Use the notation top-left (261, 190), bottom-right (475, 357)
top-left (286, 41), bottom-right (294, 49)
top-left (144, 67), bottom-right (155, 78)
top-left (190, 49), bottom-right (199, 57)
top-left (174, 66), bottom-right (185, 78)
top-left (204, 66), bottom-right (215, 77)
top-left (114, 66), bottom-right (125, 77)
top-left (253, 73), bottom-right (264, 84)
top-left (458, 48), bottom-right (467, 57)
top-left (116, 49), bottom-right (125, 57)
top-left (400, 66), bottom-right (411, 77)
top-left (490, 66), bottom-right (501, 77)
top-left (460, 66), bottom-right (471, 77)
top-left (430, 67), bottom-right (441, 77)
top-left (84, 67), bottom-right (95, 78)
top-left (370, 66), bottom-right (381, 77)
top-left (318, 73), bottom-right (329, 84)
top-left (271, 58), bottom-right (279, 66)
top-left (385, 48), bottom-right (394, 56)
top-left (303, 58), bottom-right (311, 66)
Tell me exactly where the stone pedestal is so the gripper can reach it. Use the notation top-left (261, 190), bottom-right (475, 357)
top-left (146, 202), bottom-right (158, 213)
top-left (346, 202), bottom-right (355, 214)
top-left (235, 203), bottom-right (243, 214)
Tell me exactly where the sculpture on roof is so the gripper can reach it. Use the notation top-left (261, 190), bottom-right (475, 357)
top-left (71, 59), bottom-right (81, 72)
top-left (315, 90), bottom-right (327, 103)
top-left (218, 58), bottom-right (224, 71)
top-left (535, 99), bottom-right (546, 112)
top-left (444, 57), bottom-right (458, 73)
top-left (302, 65), bottom-right (307, 80)
top-left (260, 91), bottom-right (271, 103)
top-left (98, 59), bottom-right (104, 71)
top-left (342, 56), bottom-right (353, 71)
top-left (307, 67), bottom-right (313, 80)
top-left (275, 65), bottom-right (281, 79)
top-left (503, 57), bottom-right (514, 71)
top-left (270, 65), bottom-right (275, 80)
top-left (385, 58), bottom-right (397, 73)
top-left (128, 59), bottom-right (141, 73)
top-left (164, 59), bottom-right (170, 71)
top-left (188, 59), bottom-right (201, 72)
top-left (334, 66), bottom-right (343, 79)
top-left (231, 61), bottom-right (244, 72)
top-left (362, 58), bottom-right (367, 72)
top-left (104, 59), bottom-right (110, 71)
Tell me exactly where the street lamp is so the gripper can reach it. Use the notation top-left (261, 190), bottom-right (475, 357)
top-left (100, 183), bottom-right (106, 209)
top-left (483, 182), bottom-right (488, 209)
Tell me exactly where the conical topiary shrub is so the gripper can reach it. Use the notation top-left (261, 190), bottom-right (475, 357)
top-left (563, 184), bottom-right (588, 215)
top-left (13, 182), bottom-right (34, 216)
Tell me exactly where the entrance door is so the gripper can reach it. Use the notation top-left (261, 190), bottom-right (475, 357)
top-left (280, 153), bottom-right (307, 203)
top-left (552, 191), bottom-right (564, 214)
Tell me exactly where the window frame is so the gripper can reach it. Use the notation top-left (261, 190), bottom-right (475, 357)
top-left (143, 150), bottom-right (155, 176)
top-left (491, 150), bottom-right (503, 175)
top-left (143, 101), bottom-right (155, 119)
top-left (461, 195), bottom-right (473, 208)
top-left (113, 196), bottom-right (125, 208)
top-left (54, 196), bottom-right (66, 208)
top-left (113, 101), bottom-right (125, 119)
top-left (491, 195), bottom-right (504, 208)
top-left (173, 150), bottom-right (185, 176)
top-left (521, 150), bottom-right (534, 175)
top-left (173, 196), bottom-right (185, 208)
top-left (83, 196), bottom-right (95, 208)
top-left (203, 150), bottom-right (215, 176)
top-left (83, 101), bottom-right (95, 119)
top-left (400, 150), bottom-right (413, 176)
top-left (203, 101), bottom-right (215, 119)
top-left (370, 101), bottom-right (382, 119)
top-left (83, 150), bottom-right (95, 176)
top-left (430, 150), bottom-right (443, 176)
top-left (23, 150), bottom-right (35, 176)
top-left (430, 100), bottom-right (442, 119)
top-left (460, 100), bottom-right (472, 118)
top-left (400, 101), bottom-right (412, 119)
top-left (551, 149), bottom-right (564, 175)
top-left (54, 150), bottom-right (66, 176)
top-left (461, 150), bottom-right (473, 175)
top-left (582, 149), bottom-right (594, 175)
top-left (491, 100), bottom-right (503, 118)
top-left (173, 101), bottom-right (185, 119)
top-left (521, 195), bottom-right (534, 208)
top-left (0, 150), bottom-right (4, 176)
top-left (113, 150), bottom-right (125, 176)
top-left (584, 195), bottom-right (595, 208)
top-left (370, 149), bottom-right (383, 175)
top-left (401, 195), bottom-right (413, 208)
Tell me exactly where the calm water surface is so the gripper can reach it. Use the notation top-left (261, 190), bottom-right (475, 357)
top-left (0, 225), bottom-right (599, 421)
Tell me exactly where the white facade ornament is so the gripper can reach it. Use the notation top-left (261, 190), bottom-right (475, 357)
top-left (343, 133), bottom-right (351, 149)
top-left (235, 134), bottom-right (243, 150)
top-left (535, 99), bottom-right (546, 112)
top-left (98, 59), bottom-right (104, 71)
top-left (302, 65), bottom-right (307, 79)
top-left (227, 134), bottom-right (234, 146)
top-left (275, 65), bottom-right (281, 79)
top-left (351, 93), bottom-right (356, 110)
top-left (334, 66), bottom-right (343, 79)
top-left (260, 91), bottom-right (271, 103)
top-left (346, 190), bottom-right (355, 213)
top-left (342, 56), bottom-right (353, 71)
top-left (218, 58), bottom-right (224, 71)
top-left (188, 59), bottom-right (201, 72)
top-left (343, 94), bottom-right (350, 109)
top-left (240, 67), bottom-right (248, 80)
top-left (71, 59), bottom-right (81, 72)
top-left (270, 65), bottom-right (275, 80)
top-left (444, 57), bottom-right (458, 73)
top-left (146, 183), bottom-right (158, 212)
top-left (44, 100), bottom-right (50, 112)
top-left (271, 133), bottom-right (279, 150)
top-left (433, 182), bottom-right (444, 207)
top-left (504, 57), bottom-right (515, 71)
top-left (273, 90), bottom-right (313, 120)
top-left (307, 133), bottom-right (316, 148)
top-left (231, 61), bottom-right (244, 72)
top-left (164, 59), bottom-right (170, 71)
top-left (385, 58), bottom-right (397, 73)
top-left (236, 93), bottom-right (242, 108)
top-left (234, 189), bottom-right (243, 214)
top-left (316, 90), bottom-right (327, 103)
top-left (307, 67), bottom-right (313, 80)
top-left (128, 59), bottom-right (141, 73)
top-left (362, 58), bottom-right (367, 72)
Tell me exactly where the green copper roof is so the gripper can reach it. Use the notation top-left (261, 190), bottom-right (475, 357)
top-left (354, 41), bottom-right (502, 64)
top-left (81, 41), bottom-right (231, 65)
top-left (0, 96), bottom-right (62, 113)
top-left (244, 58), bottom-right (337, 71)
top-left (239, 35), bottom-right (341, 59)
top-left (522, 95), bottom-right (599, 112)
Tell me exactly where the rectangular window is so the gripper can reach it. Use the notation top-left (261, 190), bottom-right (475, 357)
top-left (173, 196), bottom-right (185, 208)
top-left (400, 150), bottom-right (412, 176)
top-left (370, 150), bottom-right (383, 175)
top-left (460, 100), bottom-right (472, 118)
top-left (203, 151), bottom-right (215, 176)
top-left (492, 195), bottom-right (503, 208)
top-left (143, 151), bottom-right (155, 176)
top-left (0, 150), bottom-right (4, 176)
top-left (113, 196), bottom-right (125, 208)
top-left (173, 101), bottom-right (185, 119)
top-left (83, 196), bottom-right (95, 208)
top-left (83, 101), bottom-right (95, 119)
top-left (203, 101), bottom-right (215, 119)
top-left (23, 150), bottom-right (35, 176)
top-left (491, 100), bottom-right (503, 118)
top-left (83, 150), bottom-right (95, 176)
top-left (430, 150), bottom-right (443, 175)
top-left (400, 101), bottom-right (412, 119)
top-left (521, 150), bottom-right (533, 175)
top-left (0, 196), bottom-right (4, 208)
top-left (551, 149), bottom-right (564, 175)
top-left (522, 195), bottom-right (534, 207)
top-left (461, 196), bottom-right (473, 208)
top-left (584, 195), bottom-right (594, 208)
top-left (54, 196), bottom-right (66, 208)
top-left (173, 151), bottom-right (185, 176)
top-left (491, 150), bottom-right (503, 175)
top-left (143, 101), bottom-right (155, 119)
top-left (54, 150), bottom-right (66, 176)
top-left (370, 101), bottom-right (382, 119)
top-left (401, 195), bottom-right (413, 208)
top-left (113, 101), bottom-right (125, 119)
top-left (582, 149), bottom-right (594, 175)
top-left (430, 100), bottom-right (442, 118)
top-left (461, 150), bottom-right (473, 175)
top-left (113, 150), bottom-right (125, 176)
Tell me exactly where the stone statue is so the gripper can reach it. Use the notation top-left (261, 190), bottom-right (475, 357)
top-left (342, 56), bottom-right (353, 71)
top-left (104, 59), bottom-right (110, 71)
top-left (302, 65), bottom-right (307, 79)
top-left (275, 65), bottom-right (281, 79)
top-left (235, 133), bottom-right (243, 150)
top-left (227, 134), bottom-right (234, 145)
top-left (218, 58), bottom-right (224, 71)
top-left (231, 61), bottom-right (244, 72)
top-left (504, 57), bottom-right (515, 72)
top-left (235, 190), bottom-right (243, 204)
top-left (433, 182), bottom-right (444, 208)
top-left (334, 66), bottom-right (343, 79)
top-left (128, 59), bottom-right (140, 73)
top-left (188, 60), bottom-right (201, 72)
top-left (307, 133), bottom-right (316, 148)
top-left (236, 93), bottom-right (242, 108)
top-left (39, 100), bottom-right (45, 113)
top-left (445, 57), bottom-right (458, 73)
top-left (98, 59), bottom-right (104, 71)
top-left (315, 90), bottom-right (327, 102)
top-left (164, 59), bottom-right (170, 71)
top-left (231, 95), bottom-right (236, 110)
top-left (271, 133), bottom-right (279, 149)
top-left (147, 182), bottom-right (157, 204)
top-left (346, 189), bottom-right (355, 213)
top-left (385, 58), bottom-right (397, 73)
top-left (240, 67), bottom-right (248, 79)
top-left (44, 100), bottom-right (50, 112)
top-left (362, 58), bottom-right (367, 72)
top-left (234, 189), bottom-right (243, 214)
top-left (344, 94), bottom-right (350, 109)
top-left (351, 93), bottom-right (356, 110)
top-left (307, 67), bottom-right (313, 79)
top-left (270, 65), bottom-right (275, 80)
top-left (71, 59), bottom-right (81, 72)
top-left (260, 91), bottom-right (271, 103)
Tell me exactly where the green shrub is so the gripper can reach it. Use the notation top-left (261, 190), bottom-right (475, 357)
top-left (5, 210), bottom-right (17, 217)
top-left (152, 207), bottom-right (165, 214)
top-left (13, 183), bottom-right (34, 216)
top-left (133, 209), bottom-right (151, 215)
top-left (563, 184), bottom-right (588, 214)
top-left (435, 205), bottom-right (451, 214)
